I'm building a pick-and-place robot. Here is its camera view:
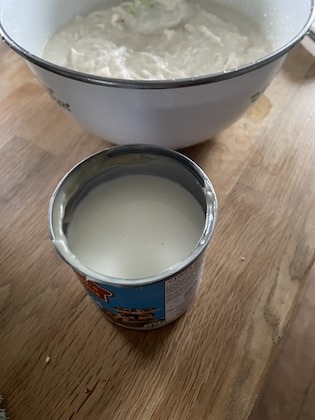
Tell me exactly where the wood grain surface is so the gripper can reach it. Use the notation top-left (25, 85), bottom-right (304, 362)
top-left (0, 41), bottom-right (314, 420)
top-left (249, 265), bottom-right (315, 420)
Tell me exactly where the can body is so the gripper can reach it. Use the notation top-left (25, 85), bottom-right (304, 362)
top-left (49, 145), bottom-right (217, 330)
top-left (74, 252), bottom-right (205, 329)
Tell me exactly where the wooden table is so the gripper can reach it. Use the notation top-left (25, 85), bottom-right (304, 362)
top-left (0, 41), bottom-right (314, 420)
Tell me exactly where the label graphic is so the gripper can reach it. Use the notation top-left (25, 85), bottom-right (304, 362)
top-left (44, 84), bottom-right (71, 111)
top-left (73, 253), bottom-right (204, 329)
top-left (85, 280), bottom-right (114, 303)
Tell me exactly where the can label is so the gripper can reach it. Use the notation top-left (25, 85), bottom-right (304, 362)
top-left (74, 254), bottom-right (204, 330)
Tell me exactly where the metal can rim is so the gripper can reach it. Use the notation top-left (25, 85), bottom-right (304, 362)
top-left (48, 144), bottom-right (218, 287)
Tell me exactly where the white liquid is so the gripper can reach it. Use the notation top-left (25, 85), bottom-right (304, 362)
top-left (43, 0), bottom-right (271, 80)
top-left (67, 175), bottom-right (205, 279)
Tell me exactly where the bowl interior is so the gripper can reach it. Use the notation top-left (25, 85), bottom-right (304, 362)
top-left (1, 0), bottom-right (314, 66)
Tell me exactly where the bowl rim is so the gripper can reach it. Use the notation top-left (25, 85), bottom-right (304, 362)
top-left (0, 2), bottom-right (314, 89)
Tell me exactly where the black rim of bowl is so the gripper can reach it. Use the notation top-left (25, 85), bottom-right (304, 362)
top-left (0, 3), bottom-right (314, 89)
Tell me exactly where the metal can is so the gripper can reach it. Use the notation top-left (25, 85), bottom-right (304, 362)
top-left (49, 145), bottom-right (218, 330)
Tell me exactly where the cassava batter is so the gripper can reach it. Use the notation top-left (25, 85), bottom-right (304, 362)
top-left (43, 0), bottom-right (271, 80)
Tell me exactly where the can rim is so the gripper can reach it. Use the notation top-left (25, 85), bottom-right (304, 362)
top-left (48, 145), bottom-right (218, 287)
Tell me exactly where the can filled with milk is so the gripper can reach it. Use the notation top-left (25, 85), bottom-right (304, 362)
top-left (49, 145), bottom-right (218, 330)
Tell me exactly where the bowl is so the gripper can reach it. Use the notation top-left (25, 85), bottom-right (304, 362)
top-left (0, 0), bottom-right (314, 149)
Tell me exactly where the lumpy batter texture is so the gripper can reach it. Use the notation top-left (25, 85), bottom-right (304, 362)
top-left (43, 0), bottom-right (271, 80)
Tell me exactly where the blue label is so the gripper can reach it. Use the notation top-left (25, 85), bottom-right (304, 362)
top-left (74, 271), bottom-right (166, 329)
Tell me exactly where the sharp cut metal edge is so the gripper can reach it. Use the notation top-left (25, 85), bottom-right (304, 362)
top-left (0, 409), bottom-right (9, 420)
top-left (0, 396), bottom-right (9, 420)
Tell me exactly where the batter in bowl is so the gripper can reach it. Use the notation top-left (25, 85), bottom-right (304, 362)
top-left (43, 0), bottom-right (272, 80)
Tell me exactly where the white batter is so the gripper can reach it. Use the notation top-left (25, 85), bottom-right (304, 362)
top-left (43, 0), bottom-right (271, 80)
top-left (66, 175), bottom-right (205, 279)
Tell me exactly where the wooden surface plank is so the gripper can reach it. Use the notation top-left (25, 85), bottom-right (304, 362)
top-left (249, 265), bottom-right (315, 420)
top-left (0, 42), bottom-right (315, 420)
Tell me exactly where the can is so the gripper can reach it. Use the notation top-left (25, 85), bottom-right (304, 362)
top-left (49, 145), bottom-right (218, 330)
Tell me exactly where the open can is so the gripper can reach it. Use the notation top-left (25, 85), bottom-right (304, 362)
top-left (49, 145), bottom-right (218, 330)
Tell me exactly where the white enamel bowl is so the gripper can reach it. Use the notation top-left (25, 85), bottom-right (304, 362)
top-left (0, 0), bottom-right (314, 149)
